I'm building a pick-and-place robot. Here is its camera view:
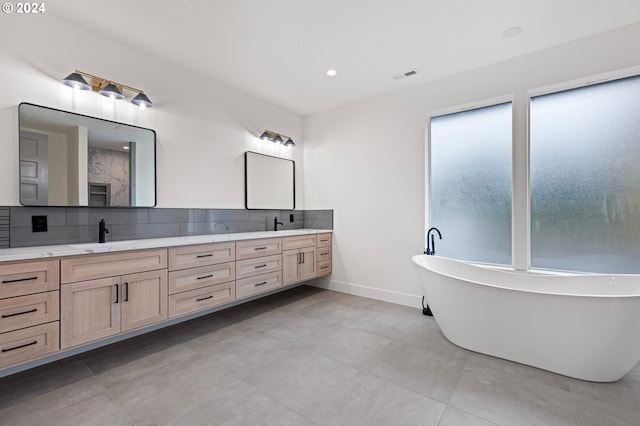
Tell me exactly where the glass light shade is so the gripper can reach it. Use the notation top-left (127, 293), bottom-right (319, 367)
top-left (284, 138), bottom-right (295, 147)
top-left (99, 83), bottom-right (125, 100)
top-left (62, 72), bottom-right (91, 90)
top-left (273, 134), bottom-right (284, 144)
top-left (131, 92), bottom-right (152, 109)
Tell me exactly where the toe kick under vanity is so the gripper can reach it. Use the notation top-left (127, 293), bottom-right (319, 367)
top-left (0, 230), bottom-right (332, 377)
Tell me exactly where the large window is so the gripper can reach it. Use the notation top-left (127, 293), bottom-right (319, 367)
top-left (429, 102), bottom-right (512, 265)
top-left (530, 75), bottom-right (640, 273)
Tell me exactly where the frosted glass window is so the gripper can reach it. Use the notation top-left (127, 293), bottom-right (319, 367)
top-left (429, 102), bottom-right (512, 264)
top-left (530, 75), bottom-right (640, 273)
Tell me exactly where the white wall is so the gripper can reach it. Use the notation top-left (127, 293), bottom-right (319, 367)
top-left (0, 14), bottom-right (303, 208)
top-left (303, 24), bottom-right (640, 307)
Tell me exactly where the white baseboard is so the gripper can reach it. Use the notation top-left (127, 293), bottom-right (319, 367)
top-left (306, 278), bottom-right (422, 309)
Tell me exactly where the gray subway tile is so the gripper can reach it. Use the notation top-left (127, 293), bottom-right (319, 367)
top-left (10, 225), bottom-right (94, 247)
top-left (110, 223), bottom-right (179, 240)
top-left (10, 206), bottom-right (67, 227)
top-left (215, 209), bottom-right (249, 221)
top-left (148, 208), bottom-right (190, 224)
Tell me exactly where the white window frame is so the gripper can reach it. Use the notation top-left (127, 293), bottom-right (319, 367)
top-left (525, 65), bottom-right (640, 272)
top-left (425, 94), bottom-right (514, 267)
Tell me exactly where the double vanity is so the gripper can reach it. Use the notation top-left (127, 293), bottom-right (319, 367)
top-left (0, 229), bottom-right (332, 376)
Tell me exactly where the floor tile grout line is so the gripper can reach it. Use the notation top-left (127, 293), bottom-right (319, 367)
top-left (80, 359), bottom-right (139, 426)
top-left (237, 376), bottom-right (322, 426)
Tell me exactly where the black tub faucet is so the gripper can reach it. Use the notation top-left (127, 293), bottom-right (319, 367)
top-left (425, 227), bottom-right (442, 255)
top-left (274, 217), bottom-right (284, 231)
top-left (98, 219), bottom-right (109, 243)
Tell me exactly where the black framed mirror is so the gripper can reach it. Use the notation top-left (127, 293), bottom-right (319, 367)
top-left (245, 151), bottom-right (295, 210)
top-left (19, 103), bottom-right (156, 207)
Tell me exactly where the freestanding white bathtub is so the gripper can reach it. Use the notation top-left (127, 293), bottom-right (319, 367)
top-left (412, 254), bottom-right (640, 382)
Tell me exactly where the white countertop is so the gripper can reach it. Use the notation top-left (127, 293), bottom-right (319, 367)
top-left (0, 229), bottom-right (332, 263)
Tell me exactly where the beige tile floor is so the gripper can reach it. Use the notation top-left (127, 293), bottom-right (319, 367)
top-left (1, 285), bottom-right (639, 425)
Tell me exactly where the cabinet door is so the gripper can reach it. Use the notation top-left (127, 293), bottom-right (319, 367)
top-left (121, 270), bottom-right (168, 332)
top-left (61, 277), bottom-right (120, 348)
top-left (282, 250), bottom-right (301, 286)
top-left (299, 247), bottom-right (317, 282)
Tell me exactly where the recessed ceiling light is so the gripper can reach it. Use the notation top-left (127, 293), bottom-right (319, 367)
top-left (326, 69), bottom-right (337, 77)
top-left (502, 27), bottom-right (522, 39)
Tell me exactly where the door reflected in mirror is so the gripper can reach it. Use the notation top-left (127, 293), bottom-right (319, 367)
top-left (19, 103), bottom-right (156, 207)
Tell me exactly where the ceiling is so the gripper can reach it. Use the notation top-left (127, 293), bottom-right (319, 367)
top-left (51, 0), bottom-right (640, 116)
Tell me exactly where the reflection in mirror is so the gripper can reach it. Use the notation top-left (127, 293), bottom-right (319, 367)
top-left (19, 103), bottom-right (156, 207)
top-left (245, 151), bottom-right (295, 210)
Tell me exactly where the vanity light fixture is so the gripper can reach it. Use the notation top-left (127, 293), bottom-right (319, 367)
top-left (62, 70), bottom-right (153, 109)
top-left (62, 72), bottom-right (91, 91)
top-left (259, 130), bottom-right (295, 148)
top-left (98, 83), bottom-right (125, 100)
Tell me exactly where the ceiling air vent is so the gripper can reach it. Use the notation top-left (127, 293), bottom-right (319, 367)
top-left (393, 69), bottom-right (418, 80)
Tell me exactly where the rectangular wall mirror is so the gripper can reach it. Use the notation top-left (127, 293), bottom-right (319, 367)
top-left (19, 103), bottom-right (156, 207)
top-left (245, 151), bottom-right (295, 210)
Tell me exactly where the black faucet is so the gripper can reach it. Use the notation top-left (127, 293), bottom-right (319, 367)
top-left (424, 227), bottom-right (442, 255)
top-left (98, 219), bottom-right (109, 243)
top-left (273, 216), bottom-right (284, 231)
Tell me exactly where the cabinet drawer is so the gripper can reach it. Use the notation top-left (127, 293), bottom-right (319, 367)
top-left (168, 262), bottom-right (235, 295)
top-left (168, 282), bottom-right (235, 318)
top-left (317, 247), bottom-right (332, 262)
top-left (317, 233), bottom-right (332, 248)
top-left (168, 242), bottom-right (235, 271)
top-left (317, 260), bottom-right (332, 276)
top-left (0, 260), bottom-right (59, 299)
top-left (236, 272), bottom-right (282, 299)
top-left (236, 255), bottom-right (282, 280)
top-left (0, 291), bottom-right (59, 334)
top-left (282, 235), bottom-right (316, 251)
top-left (235, 238), bottom-right (282, 260)
top-left (0, 322), bottom-right (59, 369)
top-left (61, 249), bottom-right (167, 283)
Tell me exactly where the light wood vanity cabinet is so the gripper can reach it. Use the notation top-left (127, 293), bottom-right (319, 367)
top-left (235, 238), bottom-right (284, 299)
top-left (168, 242), bottom-right (236, 318)
top-left (0, 260), bottom-right (60, 369)
top-left (0, 231), bottom-right (331, 375)
top-left (316, 233), bottom-right (332, 277)
top-left (60, 250), bottom-right (168, 348)
top-left (282, 235), bottom-right (317, 285)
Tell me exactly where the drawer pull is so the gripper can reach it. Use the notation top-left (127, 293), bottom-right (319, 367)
top-left (254, 264), bottom-right (267, 269)
top-left (2, 308), bottom-right (37, 319)
top-left (197, 254), bottom-right (214, 258)
top-left (320, 239), bottom-right (329, 243)
top-left (197, 274), bottom-right (214, 280)
top-left (114, 284), bottom-right (119, 304)
top-left (197, 295), bottom-right (213, 302)
top-left (254, 247), bottom-right (267, 251)
top-left (254, 281), bottom-right (268, 287)
top-left (2, 340), bottom-right (38, 353)
top-left (124, 283), bottom-right (129, 302)
top-left (321, 251), bottom-right (329, 256)
top-left (321, 266), bottom-right (329, 270)
top-left (2, 276), bottom-right (38, 284)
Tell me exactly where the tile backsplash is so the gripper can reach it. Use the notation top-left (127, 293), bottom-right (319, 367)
top-left (5, 207), bottom-right (333, 248)
top-left (0, 207), bottom-right (9, 249)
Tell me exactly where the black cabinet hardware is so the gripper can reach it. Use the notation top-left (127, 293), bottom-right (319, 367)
top-left (2, 340), bottom-right (37, 352)
top-left (197, 254), bottom-right (214, 258)
top-left (197, 274), bottom-right (214, 280)
top-left (2, 276), bottom-right (38, 284)
top-left (2, 308), bottom-right (37, 318)
top-left (197, 295), bottom-right (213, 302)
